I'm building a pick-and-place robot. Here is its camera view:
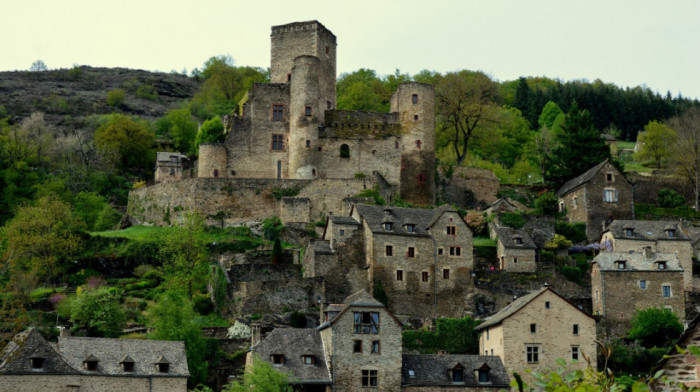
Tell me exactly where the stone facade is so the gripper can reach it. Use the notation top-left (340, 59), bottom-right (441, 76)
top-left (476, 288), bottom-right (597, 385)
top-left (154, 152), bottom-right (189, 183)
top-left (600, 220), bottom-right (694, 291)
top-left (494, 226), bottom-right (537, 272)
top-left (192, 21), bottom-right (435, 206)
top-left (556, 160), bottom-right (634, 242)
top-left (651, 315), bottom-right (700, 391)
top-left (591, 250), bottom-right (685, 337)
top-left (438, 167), bottom-right (499, 210)
top-left (304, 204), bottom-right (474, 318)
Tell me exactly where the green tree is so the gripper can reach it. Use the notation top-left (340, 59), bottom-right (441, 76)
top-left (628, 307), bottom-right (683, 348)
top-left (93, 114), bottom-right (155, 175)
top-left (262, 216), bottom-right (283, 241)
top-left (224, 357), bottom-right (292, 392)
top-left (534, 191), bottom-right (559, 216)
top-left (3, 195), bottom-right (85, 282)
top-left (435, 316), bottom-right (480, 354)
top-left (668, 107), bottom-right (700, 210)
top-left (148, 290), bottom-right (208, 387)
top-left (194, 116), bottom-right (225, 150)
top-left (106, 89), bottom-right (126, 107)
top-left (156, 108), bottom-right (198, 155)
top-left (159, 213), bottom-right (209, 296)
top-left (336, 69), bottom-right (392, 112)
top-left (658, 189), bottom-right (686, 209)
top-left (434, 71), bottom-right (498, 165)
top-left (29, 60), bottom-right (47, 72)
top-left (70, 287), bottom-right (126, 337)
top-left (634, 121), bottom-right (677, 168)
top-left (547, 102), bottom-right (611, 187)
top-left (538, 101), bottom-right (564, 129)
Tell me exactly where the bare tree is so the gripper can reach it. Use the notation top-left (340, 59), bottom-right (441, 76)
top-left (668, 107), bottom-right (700, 210)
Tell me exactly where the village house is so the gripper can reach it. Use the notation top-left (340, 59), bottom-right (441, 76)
top-left (555, 159), bottom-right (634, 242)
top-left (600, 220), bottom-right (694, 291)
top-left (484, 197), bottom-right (530, 217)
top-left (0, 328), bottom-right (189, 392)
top-left (247, 290), bottom-right (509, 392)
top-left (154, 152), bottom-right (189, 183)
top-left (651, 314), bottom-right (700, 391)
top-left (475, 287), bottom-right (597, 384)
top-left (591, 249), bottom-right (685, 337)
top-left (303, 204), bottom-right (473, 318)
top-left (493, 225), bottom-right (537, 272)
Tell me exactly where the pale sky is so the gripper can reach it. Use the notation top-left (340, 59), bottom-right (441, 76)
top-left (3, 0), bottom-right (699, 99)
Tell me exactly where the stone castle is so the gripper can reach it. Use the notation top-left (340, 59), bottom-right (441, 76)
top-left (156, 20), bottom-right (435, 207)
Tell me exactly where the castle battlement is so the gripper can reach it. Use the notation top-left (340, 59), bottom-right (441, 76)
top-left (271, 20), bottom-right (336, 43)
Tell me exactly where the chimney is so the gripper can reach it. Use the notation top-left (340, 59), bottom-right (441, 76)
top-left (250, 324), bottom-right (261, 347)
top-left (58, 326), bottom-right (70, 338)
top-left (438, 350), bottom-right (449, 355)
top-left (643, 246), bottom-right (653, 259)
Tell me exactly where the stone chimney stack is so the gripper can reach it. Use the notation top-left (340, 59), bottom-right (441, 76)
top-left (250, 324), bottom-right (261, 347)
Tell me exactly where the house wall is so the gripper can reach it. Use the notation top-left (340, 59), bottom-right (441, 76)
top-left (500, 291), bottom-right (596, 383)
top-left (327, 306), bottom-right (403, 392)
top-left (0, 375), bottom-right (186, 392)
top-left (559, 187), bottom-right (587, 224)
top-left (479, 325), bottom-right (504, 359)
top-left (402, 385), bottom-right (504, 392)
top-left (496, 241), bottom-right (536, 272)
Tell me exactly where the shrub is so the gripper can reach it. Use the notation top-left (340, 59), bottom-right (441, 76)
top-left (373, 280), bottom-right (388, 306)
top-left (628, 307), bottom-right (683, 348)
top-left (135, 84), bottom-right (158, 101)
top-left (355, 187), bottom-right (385, 206)
top-left (193, 293), bottom-right (214, 315)
top-left (545, 234), bottom-right (573, 250)
top-left (106, 88), bottom-right (126, 107)
top-left (464, 211), bottom-right (486, 236)
top-left (559, 265), bottom-right (582, 284)
top-left (534, 191), bottom-right (559, 216)
top-left (289, 311), bottom-right (307, 328)
top-left (499, 212), bottom-right (525, 229)
top-left (271, 187), bottom-right (300, 200)
top-left (555, 221), bottom-right (587, 244)
top-left (658, 188), bottom-right (686, 208)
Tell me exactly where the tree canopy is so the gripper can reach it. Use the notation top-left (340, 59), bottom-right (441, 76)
top-left (628, 307), bottom-right (683, 348)
top-left (634, 120), bottom-right (677, 168)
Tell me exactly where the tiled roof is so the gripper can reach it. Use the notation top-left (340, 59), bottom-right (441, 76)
top-left (57, 336), bottom-right (189, 377)
top-left (604, 220), bottom-right (690, 241)
top-left (250, 328), bottom-right (330, 384)
top-left (329, 216), bottom-right (361, 225)
top-left (401, 354), bottom-right (510, 387)
top-left (555, 160), bottom-right (610, 197)
top-left (354, 204), bottom-right (458, 237)
top-left (592, 251), bottom-right (683, 272)
top-left (494, 226), bottom-right (537, 250)
top-left (156, 152), bottom-right (187, 162)
top-left (475, 288), bottom-right (546, 330)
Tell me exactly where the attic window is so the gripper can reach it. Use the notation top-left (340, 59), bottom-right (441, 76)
top-left (85, 360), bottom-right (98, 372)
top-left (616, 261), bottom-right (626, 270)
top-left (606, 173), bottom-right (613, 182)
top-left (452, 364), bottom-right (464, 383)
top-left (31, 357), bottom-right (45, 370)
top-left (302, 355), bottom-right (315, 365)
top-left (122, 361), bottom-right (135, 372)
top-left (514, 237), bottom-right (523, 245)
top-left (385, 209), bottom-right (392, 216)
top-left (383, 222), bottom-right (393, 231)
top-left (405, 224), bottom-right (415, 233)
top-left (158, 363), bottom-right (170, 373)
top-left (667, 229), bottom-right (676, 238)
top-left (354, 312), bottom-right (380, 334)
top-left (625, 228), bottom-right (634, 237)
top-left (271, 354), bottom-right (284, 364)
top-left (478, 364), bottom-right (491, 384)
top-left (408, 369), bottom-right (416, 378)
top-left (658, 261), bottom-right (667, 270)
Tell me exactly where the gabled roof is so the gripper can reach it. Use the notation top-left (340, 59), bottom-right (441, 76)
top-left (57, 336), bottom-right (189, 377)
top-left (401, 354), bottom-right (510, 387)
top-left (353, 204), bottom-right (461, 238)
top-left (592, 251), bottom-right (683, 272)
top-left (250, 328), bottom-right (330, 385)
top-left (318, 289), bottom-right (402, 330)
top-left (494, 225), bottom-right (537, 250)
top-left (603, 220), bottom-right (690, 242)
top-left (0, 328), bottom-right (78, 375)
top-left (556, 159), bottom-right (628, 198)
top-left (475, 287), bottom-right (594, 330)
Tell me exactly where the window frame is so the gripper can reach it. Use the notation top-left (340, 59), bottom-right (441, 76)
top-left (571, 346), bottom-right (580, 361)
top-left (385, 245), bottom-right (393, 256)
top-left (421, 271), bottom-right (429, 282)
top-left (353, 340), bottom-right (363, 353)
top-left (305, 106), bottom-right (312, 116)
top-left (530, 323), bottom-right (536, 333)
top-left (361, 369), bottom-right (378, 387)
top-left (272, 104), bottom-right (284, 121)
top-left (662, 285), bottom-right (671, 298)
top-left (396, 270), bottom-right (403, 281)
top-left (271, 134), bottom-right (285, 151)
top-left (640, 280), bottom-right (647, 289)
top-left (407, 247), bottom-right (415, 258)
top-left (353, 312), bottom-right (380, 334)
top-left (526, 345), bottom-right (539, 364)
top-left (371, 340), bottom-right (380, 354)
top-left (573, 324), bottom-right (579, 335)
top-left (443, 269), bottom-right (450, 280)
top-left (412, 94), bottom-right (418, 104)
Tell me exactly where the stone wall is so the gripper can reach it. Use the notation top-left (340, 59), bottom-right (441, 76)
top-left (0, 374), bottom-right (186, 392)
top-left (497, 242), bottom-right (536, 272)
top-left (630, 173), bottom-right (694, 206)
top-left (438, 167), bottom-right (499, 210)
top-left (651, 323), bottom-right (700, 391)
top-left (280, 197), bottom-right (310, 224)
top-left (127, 177), bottom-right (376, 227)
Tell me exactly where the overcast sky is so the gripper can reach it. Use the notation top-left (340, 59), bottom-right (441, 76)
top-left (3, 0), bottom-right (699, 99)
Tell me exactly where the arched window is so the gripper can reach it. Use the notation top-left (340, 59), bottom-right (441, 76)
top-left (340, 144), bottom-right (350, 158)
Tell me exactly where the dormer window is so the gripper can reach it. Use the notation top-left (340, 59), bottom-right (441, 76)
top-left (156, 356), bottom-right (171, 373)
top-left (667, 229), bottom-right (676, 238)
top-left (452, 364), bottom-right (464, 383)
top-left (302, 355), bottom-right (315, 365)
top-left (616, 261), bottom-right (626, 270)
top-left (658, 261), bottom-right (667, 270)
top-left (514, 237), bottom-right (523, 245)
top-left (477, 364), bottom-right (491, 384)
top-left (120, 355), bottom-right (135, 372)
top-left (83, 355), bottom-right (99, 372)
top-left (405, 224), bottom-right (415, 233)
top-left (384, 209), bottom-right (392, 216)
top-left (31, 357), bottom-right (45, 370)
top-left (271, 354), bottom-right (285, 364)
top-left (383, 222), bottom-right (393, 231)
top-left (625, 228), bottom-right (634, 237)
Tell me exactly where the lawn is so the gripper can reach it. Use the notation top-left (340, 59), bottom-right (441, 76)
top-left (473, 237), bottom-right (497, 247)
top-left (616, 141), bottom-right (636, 150)
top-left (91, 225), bottom-right (259, 244)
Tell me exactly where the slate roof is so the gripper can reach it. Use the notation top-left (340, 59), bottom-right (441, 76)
top-left (486, 197), bottom-right (531, 214)
top-left (250, 328), bottom-right (330, 385)
top-left (556, 159), bottom-right (614, 198)
top-left (57, 336), bottom-right (189, 377)
top-left (687, 226), bottom-right (700, 246)
top-left (342, 289), bottom-right (384, 307)
top-left (353, 204), bottom-right (459, 238)
top-left (592, 251), bottom-right (683, 272)
top-left (329, 215), bottom-right (361, 225)
top-left (156, 152), bottom-right (187, 162)
top-left (0, 329), bottom-right (78, 375)
top-left (402, 354), bottom-right (510, 388)
top-left (603, 220), bottom-right (690, 242)
top-left (494, 225), bottom-right (537, 250)
top-left (475, 287), bottom-right (594, 330)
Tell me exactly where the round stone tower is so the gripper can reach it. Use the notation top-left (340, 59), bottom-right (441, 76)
top-left (198, 144), bottom-right (228, 178)
top-left (288, 55), bottom-right (321, 179)
top-left (390, 83), bottom-right (436, 204)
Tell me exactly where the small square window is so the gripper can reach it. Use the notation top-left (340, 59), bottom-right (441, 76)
top-left (573, 324), bottom-right (579, 335)
top-left (437, 248), bottom-right (444, 255)
top-left (122, 361), bottom-right (134, 372)
top-left (371, 341), bottom-right (380, 354)
top-left (31, 357), bottom-right (45, 370)
top-left (361, 369), bottom-right (378, 387)
top-left (339, 229), bottom-right (345, 236)
top-left (303, 355), bottom-right (315, 365)
top-left (530, 323), bottom-right (536, 333)
top-left (383, 222), bottom-right (393, 231)
top-left (662, 285), bottom-right (671, 297)
top-left (306, 140), bottom-right (311, 148)
top-left (625, 228), bottom-right (634, 236)
top-left (446, 226), bottom-right (456, 235)
top-left (405, 224), bottom-right (415, 233)
top-left (396, 270), bottom-right (403, 281)
top-left (572, 346), bottom-right (580, 361)
top-left (526, 346), bottom-right (539, 363)
top-left (385, 245), bottom-right (393, 256)
top-left (305, 106), bottom-right (312, 116)
top-left (668, 229), bottom-right (676, 238)
top-left (414, 115), bottom-right (419, 122)
top-left (443, 269), bottom-right (450, 279)
top-left (640, 280), bottom-right (646, 289)
top-left (658, 261), bottom-right (667, 270)
top-left (606, 173), bottom-right (613, 182)
top-left (158, 363), bottom-right (170, 373)
top-left (271, 354), bottom-right (284, 364)
top-left (412, 94), bottom-right (418, 104)
top-left (353, 340), bottom-right (362, 353)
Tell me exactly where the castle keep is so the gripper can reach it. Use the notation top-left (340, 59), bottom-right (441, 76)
top-left (178, 21), bottom-right (434, 206)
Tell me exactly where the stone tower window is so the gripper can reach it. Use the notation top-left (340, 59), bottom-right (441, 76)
top-left (416, 140), bottom-right (422, 149)
top-left (418, 173), bottom-right (426, 185)
top-left (395, 140), bottom-right (399, 149)
top-left (414, 115), bottom-right (419, 122)
top-left (396, 270), bottom-right (403, 281)
top-left (412, 94), bottom-right (418, 104)
top-left (340, 144), bottom-right (350, 158)
top-left (287, 73), bottom-right (291, 83)
top-left (306, 140), bottom-right (311, 148)
top-left (422, 271), bottom-right (429, 282)
top-left (305, 106), bottom-right (312, 116)
top-left (312, 168), bottom-right (316, 177)
top-left (272, 134), bottom-right (284, 151)
top-left (327, 100), bottom-right (331, 109)
top-left (272, 105), bottom-right (284, 121)
top-left (213, 169), bottom-right (219, 178)
top-left (443, 269), bottom-right (450, 279)
top-left (325, 45), bottom-right (330, 55)
top-left (271, 354), bottom-right (284, 364)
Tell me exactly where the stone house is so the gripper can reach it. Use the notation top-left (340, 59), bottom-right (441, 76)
top-left (493, 226), bottom-right (537, 272)
top-left (591, 249), bottom-right (685, 337)
top-left (651, 314), bottom-right (700, 391)
top-left (484, 197), bottom-right (530, 217)
top-left (0, 328), bottom-right (188, 392)
top-left (248, 290), bottom-right (509, 392)
top-left (154, 152), bottom-right (189, 183)
top-left (475, 287), bottom-right (597, 384)
top-left (600, 220), bottom-right (694, 291)
top-left (555, 159), bottom-right (634, 242)
top-left (304, 204), bottom-right (474, 318)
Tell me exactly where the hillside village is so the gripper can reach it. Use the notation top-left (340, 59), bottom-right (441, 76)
top-left (2, 19), bottom-right (700, 392)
